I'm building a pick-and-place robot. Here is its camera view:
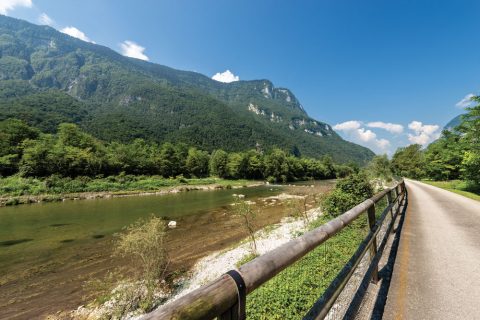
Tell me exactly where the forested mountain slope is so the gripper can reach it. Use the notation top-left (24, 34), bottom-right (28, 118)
top-left (0, 15), bottom-right (374, 164)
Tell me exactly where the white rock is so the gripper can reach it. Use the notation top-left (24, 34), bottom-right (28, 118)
top-left (168, 221), bottom-right (177, 228)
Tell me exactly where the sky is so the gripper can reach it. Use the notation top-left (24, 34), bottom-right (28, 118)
top-left (2, 0), bottom-right (480, 155)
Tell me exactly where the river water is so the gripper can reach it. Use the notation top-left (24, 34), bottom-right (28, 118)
top-left (0, 181), bottom-right (334, 319)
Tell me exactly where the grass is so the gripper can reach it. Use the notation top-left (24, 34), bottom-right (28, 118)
top-left (421, 180), bottom-right (480, 201)
top-left (0, 174), bottom-right (258, 201)
top-left (236, 252), bottom-right (259, 268)
top-left (246, 214), bottom-right (369, 319)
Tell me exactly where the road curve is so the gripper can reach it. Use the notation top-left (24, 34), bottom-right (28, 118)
top-left (384, 179), bottom-right (480, 320)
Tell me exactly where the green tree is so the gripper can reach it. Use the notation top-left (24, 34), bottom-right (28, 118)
top-left (185, 147), bottom-right (209, 178)
top-left (158, 142), bottom-right (178, 178)
top-left (423, 130), bottom-right (463, 181)
top-left (368, 154), bottom-right (393, 181)
top-left (458, 96), bottom-right (480, 185)
top-left (209, 149), bottom-right (229, 178)
top-left (244, 150), bottom-right (264, 180)
top-left (227, 152), bottom-right (246, 179)
top-left (19, 134), bottom-right (55, 176)
top-left (263, 148), bottom-right (289, 182)
top-left (0, 119), bottom-right (39, 175)
top-left (392, 144), bottom-right (425, 179)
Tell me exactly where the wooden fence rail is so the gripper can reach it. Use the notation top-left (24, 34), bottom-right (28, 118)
top-left (141, 180), bottom-right (407, 320)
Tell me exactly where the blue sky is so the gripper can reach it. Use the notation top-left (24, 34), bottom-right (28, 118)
top-left (2, 0), bottom-right (479, 154)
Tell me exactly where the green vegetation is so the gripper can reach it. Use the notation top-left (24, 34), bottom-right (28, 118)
top-left (236, 252), bottom-right (259, 268)
top-left (231, 198), bottom-right (259, 256)
top-left (0, 15), bottom-right (374, 164)
top-left (113, 216), bottom-right (169, 312)
top-left (86, 216), bottom-right (170, 316)
top-left (247, 210), bottom-right (368, 319)
top-left (287, 196), bottom-right (311, 228)
top-left (421, 180), bottom-right (480, 201)
top-left (0, 119), bottom-right (359, 200)
top-left (389, 97), bottom-right (480, 197)
top-left (322, 172), bottom-right (374, 216)
top-left (246, 172), bottom-right (379, 319)
top-left (0, 174), bottom-right (223, 197)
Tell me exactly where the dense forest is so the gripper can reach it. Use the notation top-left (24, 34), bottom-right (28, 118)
top-left (389, 97), bottom-right (479, 189)
top-left (0, 15), bottom-right (374, 164)
top-left (0, 118), bottom-right (358, 183)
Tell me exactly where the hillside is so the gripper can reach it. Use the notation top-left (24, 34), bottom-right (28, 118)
top-left (0, 15), bottom-right (374, 164)
top-left (444, 114), bottom-right (465, 131)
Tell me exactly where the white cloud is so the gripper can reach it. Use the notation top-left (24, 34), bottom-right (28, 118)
top-left (407, 121), bottom-right (440, 146)
top-left (38, 13), bottom-right (53, 26)
top-left (455, 93), bottom-right (475, 108)
top-left (367, 121), bottom-right (403, 134)
top-left (356, 128), bottom-right (376, 142)
top-left (334, 120), bottom-right (390, 152)
top-left (61, 26), bottom-right (94, 43)
top-left (212, 70), bottom-right (240, 83)
top-left (0, 0), bottom-right (32, 15)
top-left (119, 40), bottom-right (149, 61)
top-left (376, 138), bottom-right (390, 149)
top-left (333, 120), bottom-right (361, 131)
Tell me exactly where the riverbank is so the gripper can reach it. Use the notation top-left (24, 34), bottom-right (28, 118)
top-left (0, 181), bottom-right (335, 319)
top-left (73, 188), bottom-right (367, 320)
top-left (74, 203), bottom-right (325, 319)
top-left (0, 175), bottom-right (263, 206)
top-left (421, 180), bottom-right (480, 201)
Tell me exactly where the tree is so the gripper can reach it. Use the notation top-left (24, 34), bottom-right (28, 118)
top-left (0, 119), bottom-right (39, 175)
top-left (185, 147), bottom-right (209, 178)
top-left (263, 148), bottom-right (289, 182)
top-left (368, 154), bottom-right (393, 181)
top-left (392, 144), bottom-right (425, 179)
top-left (244, 150), bottom-right (264, 180)
top-left (158, 142), bottom-right (178, 178)
top-left (19, 134), bottom-right (55, 177)
top-left (227, 152), bottom-right (246, 179)
top-left (209, 149), bottom-right (229, 178)
top-left (423, 131), bottom-right (463, 181)
top-left (458, 96), bottom-right (480, 185)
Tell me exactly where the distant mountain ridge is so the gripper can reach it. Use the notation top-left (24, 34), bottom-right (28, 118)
top-left (444, 114), bottom-right (465, 131)
top-left (0, 15), bottom-right (374, 164)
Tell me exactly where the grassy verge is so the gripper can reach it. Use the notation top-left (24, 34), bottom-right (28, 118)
top-left (246, 214), bottom-right (369, 319)
top-left (421, 180), bottom-right (480, 201)
top-left (0, 174), bottom-right (259, 206)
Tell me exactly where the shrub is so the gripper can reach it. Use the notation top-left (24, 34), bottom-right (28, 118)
top-left (114, 215), bottom-right (168, 281)
top-left (231, 198), bottom-right (258, 255)
top-left (114, 215), bottom-right (169, 310)
top-left (322, 172), bottom-right (373, 217)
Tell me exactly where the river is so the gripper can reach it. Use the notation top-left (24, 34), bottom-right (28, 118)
top-left (0, 181), bottom-right (334, 319)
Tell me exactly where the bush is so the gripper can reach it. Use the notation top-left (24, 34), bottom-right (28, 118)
top-left (322, 172), bottom-right (373, 217)
top-left (114, 215), bottom-right (168, 283)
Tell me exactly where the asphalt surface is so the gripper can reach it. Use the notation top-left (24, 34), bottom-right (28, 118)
top-left (384, 179), bottom-right (480, 320)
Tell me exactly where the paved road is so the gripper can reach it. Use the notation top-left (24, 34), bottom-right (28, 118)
top-left (384, 179), bottom-right (480, 320)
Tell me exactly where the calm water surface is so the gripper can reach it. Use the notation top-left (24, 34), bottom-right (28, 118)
top-left (0, 185), bottom-right (284, 274)
top-left (0, 181), bottom-right (334, 319)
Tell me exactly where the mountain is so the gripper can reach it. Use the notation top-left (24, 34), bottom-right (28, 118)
top-left (0, 15), bottom-right (374, 164)
top-left (444, 114), bottom-right (465, 131)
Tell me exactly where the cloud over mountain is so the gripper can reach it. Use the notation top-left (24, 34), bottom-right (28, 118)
top-left (212, 70), bottom-right (239, 83)
top-left (119, 40), bottom-right (149, 61)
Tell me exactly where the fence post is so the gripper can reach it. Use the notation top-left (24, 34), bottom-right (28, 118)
top-left (219, 270), bottom-right (246, 320)
top-left (219, 303), bottom-right (239, 320)
top-left (367, 205), bottom-right (379, 283)
top-left (386, 189), bottom-right (394, 233)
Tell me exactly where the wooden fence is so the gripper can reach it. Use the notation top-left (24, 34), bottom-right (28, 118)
top-left (141, 180), bottom-right (407, 320)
